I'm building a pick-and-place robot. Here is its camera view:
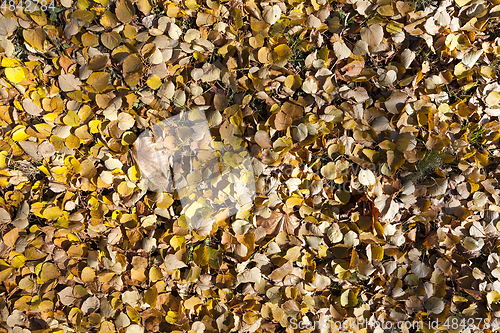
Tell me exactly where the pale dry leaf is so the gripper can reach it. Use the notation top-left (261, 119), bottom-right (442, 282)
top-left (118, 112), bottom-right (135, 130)
top-left (385, 91), bottom-right (408, 114)
top-left (333, 41), bottom-right (351, 61)
top-left (82, 296), bottom-right (100, 315)
top-left (164, 254), bottom-right (187, 271)
top-left (37, 141), bottom-right (56, 158)
top-left (305, 15), bottom-right (321, 29)
top-left (302, 76), bottom-right (318, 94)
top-left (0, 16), bottom-right (18, 39)
top-left (374, 195), bottom-right (399, 221)
top-left (6, 310), bottom-right (25, 327)
top-left (59, 287), bottom-right (76, 306)
top-left (424, 297), bottom-right (445, 314)
top-left (358, 169), bottom-right (376, 186)
top-left (263, 5), bottom-right (281, 25)
top-left (0, 207), bottom-right (10, 224)
top-left (462, 49), bottom-right (483, 68)
top-left (361, 24), bottom-right (383, 46)
top-left (401, 49), bottom-right (415, 69)
top-left (411, 260), bottom-right (430, 278)
top-left (344, 230), bottom-right (359, 247)
top-left (126, 324), bottom-right (145, 333)
top-left (58, 74), bottom-right (82, 92)
top-left (115, 312), bottom-right (131, 330)
top-left (22, 99), bottom-right (43, 116)
top-left (255, 210), bottom-right (300, 236)
top-left (12, 201), bottom-right (29, 229)
top-left (122, 290), bottom-right (141, 307)
top-left (168, 23), bottom-right (182, 40)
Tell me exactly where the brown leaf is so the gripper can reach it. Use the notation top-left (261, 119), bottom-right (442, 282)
top-left (87, 72), bottom-right (110, 92)
top-left (116, 0), bottom-right (135, 23)
top-left (123, 54), bottom-right (143, 74)
top-left (255, 211), bottom-right (300, 237)
top-left (269, 261), bottom-right (293, 281)
top-left (88, 55), bottom-right (109, 71)
top-left (101, 31), bottom-right (122, 50)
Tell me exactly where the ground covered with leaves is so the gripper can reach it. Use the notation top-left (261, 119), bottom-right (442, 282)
top-left (1, 0), bottom-right (500, 332)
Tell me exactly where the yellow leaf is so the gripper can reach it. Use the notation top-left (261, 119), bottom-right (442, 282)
top-left (146, 74), bottom-right (162, 90)
top-left (486, 91), bottom-right (500, 106)
top-left (126, 306), bottom-right (141, 322)
top-left (0, 268), bottom-right (14, 282)
top-left (63, 111), bottom-right (80, 127)
top-left (11, 253), bottom-right (26, 268)
top-left (1, 58), bottom-right (22, 68)
top-left (170, 236), bottom-right (185, 251)
top-left (480, 66), bottom-right (496, 79)
top-left (43, 206), bottom-right (63, 220)
top-left (39, 262), bottom-right (60, 282)
top-left (131, 268), bottom-right (147, 282)
top-left (167, 2), bottom-right (180, 17)
top-left (12, 127), bottom-right (30, 141)
top-left (136, 0), bottom-right (152, 14)
top-left (127, 165), bottom-right (140, 181)
top-left (340, 289), bottom-right (358, 307)
top-left (124, 72), bottom-right (140, 87)
top-left (87, 72), bottom-right (110, 92)
top-left (117, 181), bottom-right (134, 196)
top-left (115, 0), bottom-right (135, 23)
top-left (0, 151), bottom-right (7, 169)
top-left (367, 244), bottom-right (384, 261)
top-left (273, 44), bottom-right (291, 61)
top-left (386, 21), bottom-right (403, 33)
top-left (165, 311), bottom-right (178, 324)
top-left (34, 123), bottom-right (52, 137)
top-left (81, 267), bottom-right (96, 283)
top-left (184, 296), bottom-right (202, 310)
top-left (284, 75), bottom-right (302, 89)
top-left (72, 9), bottom-right (95, 21)
top-left (19, 276), bottom-right (34, 290)
top-left (5, 67), bottom-right (28, 84)
top-left (101, 31), bottom-right (122, 50)
top-left (243, 311), bottom-right (258, 325)
top-left (157, 193), bottom-right (174, 209)
top-left (286, 196), bottom-right (304, 208)
top-left (65, 134), bottom-right (81, 149)
top-left (149, 266), bottom-right (162, 282)
top-left (185, 0), bottom-right (199, 10)
top-left (67, 244), bottom-right (84, 257)
top-left (250, 17), bottom-right (269, 32)
top-left (488, 291), bottom-right (500, 305)
top-left (193, 243), bottom-right (209, 267)
top-left (123, 54), bottom-right (143, 74)
top-left (193, 51), bottom-right (204, 62)
top-left (377, 4), bottom-right (394, 16)
top-left (89, 120), bottom-right (101, 133)
top-left (23, 28), bottom-right (47, 51)
top-left (454, 62), bottom-right (472, 79)
top-left (99, 272), bottom-right (116, 283)
top-left (144, 287), bottom-right (158, 306)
